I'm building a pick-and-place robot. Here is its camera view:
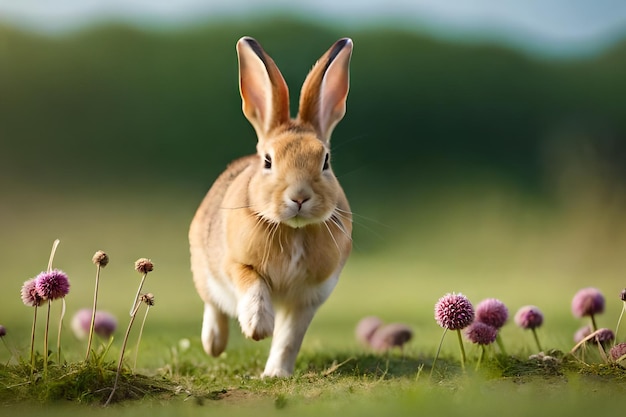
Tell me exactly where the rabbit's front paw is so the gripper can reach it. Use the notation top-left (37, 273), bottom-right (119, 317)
top-left (237, 282), bottom-right (274, 340)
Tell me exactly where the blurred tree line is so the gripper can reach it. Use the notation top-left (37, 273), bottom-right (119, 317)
top-left (1, 17), bottom-right (625, 201)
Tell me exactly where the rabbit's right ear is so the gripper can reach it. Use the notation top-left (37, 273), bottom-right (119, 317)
top-left (237, 37), bottom-right (290, 140)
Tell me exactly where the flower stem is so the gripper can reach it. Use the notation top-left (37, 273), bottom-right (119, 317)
top-left (47, 239), bottom-right (60, 272)
top-left (105, 301), bottom-right (142, 406)
top-left (456, 329), bottom-right (466, 370)
top-left (29, 306), bottom-right (37, 376)
top-left (133, 306), bottom-right (150, 370)
top-left (475, 345), bottom-right (485, 371)
top-left (614, 303), bottom-right (626, 346)
top-left (57, 297), bottom-right (66, 363)
top-left (495, 333), bottom-right (507, 356)
top-left (590, 314), bottom-right (598, 332)
top-left (43, 299), bottom-right (51, 376)
top-left (129, 273), bottom-right (147, 316)
top-left (531, 328), bottom-right (543, 352)
top-left (429, 328), bottom-right (448, 379)
top-left (86, 264), bottom-right (102, 361)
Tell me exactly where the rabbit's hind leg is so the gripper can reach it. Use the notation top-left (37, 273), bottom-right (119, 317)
top-left (201, 301), bottom-right (230, 357)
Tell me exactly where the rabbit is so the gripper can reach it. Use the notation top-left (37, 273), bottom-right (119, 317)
top-left (189, 36), bottom-right (353, 377)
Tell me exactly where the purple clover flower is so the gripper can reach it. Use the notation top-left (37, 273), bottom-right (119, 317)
top-left (72, 308), bottom-right (117, 340)
top-left (21, 278), bottom-right (44, 307)
top-left (571, 287), bottom-right (605, 318)
top-left (369, 323), bottom-right (413, 352)
top-left (594, 328), bottom-right (614, 344)
top-left (610, 343), bottom-right (626, 362)
top-left (464, 322), bottom-right (497, 345)
top-left (514, 305), bottom-right (544, 330)
top-left (355, 316), bottom-right (383, 346)
top-left (475, 298), bottom-right (509, 329)
top-left (434, 293), bottom-right (474, 331)
top-left (35, 269), bottom-right (70, 301)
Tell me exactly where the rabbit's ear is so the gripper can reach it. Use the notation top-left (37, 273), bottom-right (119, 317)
top-left (237, 37), bottom-right (290, 140)
top-left (298, 38), bottom-right (353, 143)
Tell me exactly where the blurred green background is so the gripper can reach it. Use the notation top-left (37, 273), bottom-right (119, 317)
top-left (1, 6), bottom-right (626, 365)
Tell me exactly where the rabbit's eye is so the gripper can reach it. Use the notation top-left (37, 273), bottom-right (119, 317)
top-left (322, 153), bottom-right (330, 171)
top-left (264, 154), bottom-right (272, 170)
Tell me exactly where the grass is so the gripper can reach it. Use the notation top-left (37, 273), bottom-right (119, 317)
top-left (1, 176), bottom-right (626, 415)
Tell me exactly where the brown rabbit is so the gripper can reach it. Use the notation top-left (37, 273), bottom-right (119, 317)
top-left (189, 36), bottom-right (353, 377)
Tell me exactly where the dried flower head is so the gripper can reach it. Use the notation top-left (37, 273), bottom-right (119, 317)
top-left (610, 343), bottom-right (626, 362)
top-left (475, 298), bottom-right (509, 329)
top-left (92, 250), bottom-right (109, 267)
top-left (434, 293), bottom-right (475, 331)
top-left (35, 269), bottom-right (70, 300)
top-left (0, 325), bottom-right (6, 337)
top-left (594, 328), bottom-right (614, 344)
top-left (571, 287), bottom-right (605, 318)
top-left (355, 316), bottom-right (384, 346)
top-left (514, 305), bottom-right (544, 330)
top-left (620, 288), bottom-right (626, 302)
top-left (464, 321), bottom-right (497, 345)
top-left (72, 308), bottom-right (117, 340)
top-left (21, 278), bottom-right (44, 307)
top-left (134, 258), bottom-right (154, 274)
top-left (369, 323), bottom-right (413, 351)
top-left (573, 325), bottom-right (592, 343)
top-left (141, 293), bottom-right (155, 307)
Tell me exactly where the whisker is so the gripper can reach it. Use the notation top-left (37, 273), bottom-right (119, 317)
top-left (328, 213), bottom-right (352, 242)
top-left (219, 204), bottom-right (254, 210)
top-left (323, 220), bottom-right (341, 253)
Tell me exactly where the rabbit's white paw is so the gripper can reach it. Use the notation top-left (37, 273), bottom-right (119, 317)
top-left (237, 281), bottom-right (274, 341)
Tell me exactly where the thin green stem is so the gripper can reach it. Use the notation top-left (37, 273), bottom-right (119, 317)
top-left (495, 334), bottom-right (507, 356)
top-left (86, 264), bottom-right (102, 361)
top-left (475, 345), bottom-right (485, 371)
top-left (105, 301), bottom-right (142, 407)
top-left (429, 328), bottom-right (448, 379)
top-left (531, 328), bottom-right (543, 352)
top-left (29, 306), bottom-right (37, 375)
top-left (133, 306), bottom-right (151, 370)
top-left (43, 300), bottom-right (51, 376)
top-left (590, 314), bottom-right (598, 332)
top-left (614, 303), bottom-right (626, 346)
top-left (456, 329), bottom-right (466, 370)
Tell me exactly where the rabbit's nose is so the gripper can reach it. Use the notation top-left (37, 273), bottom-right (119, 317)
top-left (291, 197), bottom-right (310, 210)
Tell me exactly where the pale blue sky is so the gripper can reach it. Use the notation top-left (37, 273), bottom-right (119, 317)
top-left (1, 0), bottom-right (625, 56)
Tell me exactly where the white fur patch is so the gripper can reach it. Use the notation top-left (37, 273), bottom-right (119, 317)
top-left (237, 280), bottom-right (275, 340)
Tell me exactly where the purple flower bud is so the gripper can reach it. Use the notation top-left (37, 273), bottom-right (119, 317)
top-left (35, 269), bottom-right (70, 301)
top-left (610, 343), bottom-right (626, 362)
top-left (355, 316), bottom-right (383, 346)
top-left (369, 323), bottom-right (413, 351)
top-left (0, 325), bottom-right (6, 337)
top-left (514, 305), bottom-right (544, 330)
top-left (571, 287), bottom-right (605, 318)
top-left (620, 289), bottom-right (626, 302)
top-left (434, 293), bottom-right (474, 331)
top-left (475, 298), bottom-right (509, 329)
top-left (21, 278), bottom-right (44, 307)
top-left (464, 321), bottom-right (497, 345)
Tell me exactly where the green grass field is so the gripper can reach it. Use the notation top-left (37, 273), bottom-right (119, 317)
top-left (1, 176), bottom-right (625, 416)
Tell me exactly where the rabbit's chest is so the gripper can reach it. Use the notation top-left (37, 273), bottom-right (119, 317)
top-left (262, 230), bottom-right (337, 291)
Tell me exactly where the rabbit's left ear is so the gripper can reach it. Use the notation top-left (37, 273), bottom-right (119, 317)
top-left (298, 38), bottom-right (353, 143)
top-left (237, 37), bottom-right (290, 141)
